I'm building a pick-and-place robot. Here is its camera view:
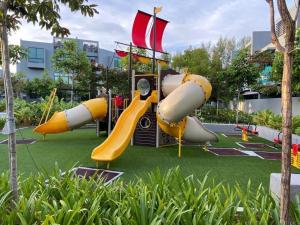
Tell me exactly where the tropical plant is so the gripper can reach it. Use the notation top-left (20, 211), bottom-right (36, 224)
top-left (252, 110), bottom-right (300, 134)
top-left (1, 167), bottom-right (299, 224)
top-left (252, 110), bottom-right (278, 127)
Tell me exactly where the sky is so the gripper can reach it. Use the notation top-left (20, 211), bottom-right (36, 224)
top-left (9, 0), bottom-right (297, 54)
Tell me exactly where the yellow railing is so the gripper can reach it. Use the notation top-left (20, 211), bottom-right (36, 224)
top-left (123, 98), bottom-right (129, 109)
top-left (38, 88), bottom-right (57, 126)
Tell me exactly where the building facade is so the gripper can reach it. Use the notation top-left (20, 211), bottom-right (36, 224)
top-left (246, 6), bottom-right (300, 91)
top-left (16, 38), bottom-right (120, 81)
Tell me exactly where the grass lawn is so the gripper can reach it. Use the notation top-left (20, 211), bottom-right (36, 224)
top-left (0, 127), bottom-right (299, 189)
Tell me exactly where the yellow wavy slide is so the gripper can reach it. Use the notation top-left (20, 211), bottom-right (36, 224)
top-left (91, 95), bottom-right (152, 162)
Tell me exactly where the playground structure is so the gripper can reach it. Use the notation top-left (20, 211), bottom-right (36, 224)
top-left (34, 68), bottom-right (218, 166)
top-left (91, 69), bottom-right (218, 165)
top-left (242, 128), bottom-right (248, 142)
top-left (235, 124), bottom-right (258, 135)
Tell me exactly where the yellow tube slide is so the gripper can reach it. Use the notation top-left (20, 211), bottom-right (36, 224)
top-left (91, 95), bottom-right (152, 162)
top-left (34, 98), bottom-right (107, 135)
top-left (157, 73), bottom-right (218, 143)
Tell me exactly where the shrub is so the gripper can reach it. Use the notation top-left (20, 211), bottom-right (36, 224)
top-left (0, 96), bottom-right (77, 127)
top-left (252, 110), bottom-right (300, 134)
top-left (1, 167), bottom-right (299, 224)
top-left (0, 99), bottom-right (5, 111)
top-left (198, 107), bottom-right (252, 124)
top-left (0, 118), bottom-right (5, 129)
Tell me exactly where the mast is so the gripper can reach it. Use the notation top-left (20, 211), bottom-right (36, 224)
top-left (129, 42), bottom-right (133, 99)
top-left (151, 7), bottom-right (157, 74)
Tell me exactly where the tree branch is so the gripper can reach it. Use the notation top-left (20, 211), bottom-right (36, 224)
top-left (266, 0), bottom-right (285, 52)
top-left (277, 0), bottom-right (293, 25)
top-left (293, 0), bottom-right (300, 22)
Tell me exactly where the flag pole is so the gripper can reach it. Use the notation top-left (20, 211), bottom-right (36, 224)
top-left (151, 7), bottom-right (157, 74)
top-left (129, 42), bottom-right (133, 100)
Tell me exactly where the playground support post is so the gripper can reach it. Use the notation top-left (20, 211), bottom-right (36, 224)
top-left (131, 70), bottom-right (135, 146)
top-left (178, 126), bottom-right (182, 158)
top-left (108, 89), bottom-right (112, 135)
top-left (129, 42), bottom-right (133, 100)
top-left (156, 64), bottom-right (161, 148)
top-left (105, 66), bottom-right (109, 94)
top-left (151, 7), bottom-right (157, 74)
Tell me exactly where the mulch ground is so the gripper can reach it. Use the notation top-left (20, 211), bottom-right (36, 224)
top-left (208, 147), bottom-right (248, 156)
top-left (254, 151), bottom-right (281, 160)
top-left (0, 138), bottom-right (36, 145)
top-left (74, 167), bottom-right (123, 184)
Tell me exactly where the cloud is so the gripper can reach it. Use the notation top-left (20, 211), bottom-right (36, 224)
top-left (8, 0), bottom-right (287, 54)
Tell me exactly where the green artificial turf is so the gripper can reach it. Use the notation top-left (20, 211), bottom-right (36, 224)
top-left (0, 128), bottom-right (299, 189)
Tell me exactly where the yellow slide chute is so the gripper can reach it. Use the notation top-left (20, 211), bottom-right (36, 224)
top-left (34, 98), bottom-right (107, 135)
top-left (91, 95), bottom-right (152, 162)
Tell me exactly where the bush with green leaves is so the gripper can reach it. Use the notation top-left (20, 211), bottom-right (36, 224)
top-left (0, 118), bottom-right (5, 129)
top-left (0, 167), bottom-right (299, 224)
top-left (0, 96), bottom-right (76, 127)
top-left (252, 110), bottom-right (300, 134)
top-left (198, 107), bottom-right (252, 124)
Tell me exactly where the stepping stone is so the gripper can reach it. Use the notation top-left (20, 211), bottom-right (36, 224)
top-left (208, 147), bottom-right (248, 156)
top-left (254, 151), bottom-right (281, 160)
top-left (73, 167), bottom-right (123, 185)
top-left (0, 138), bottom-right (36, 145)
top-left (236, 142), bottom-right (277, 151)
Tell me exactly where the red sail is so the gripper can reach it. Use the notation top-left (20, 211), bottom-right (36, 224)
top-left (115, 50), bottom-right (128, 57)
top-left (132, 11), bottom-right (152, 49)
top-left (150, 17), bottom-right (168, 52)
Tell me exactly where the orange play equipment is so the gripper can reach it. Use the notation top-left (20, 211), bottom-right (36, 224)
top-left (242, 128), bottom-right (248, 142)
top-left (292, 144), bottom-right (300, 169)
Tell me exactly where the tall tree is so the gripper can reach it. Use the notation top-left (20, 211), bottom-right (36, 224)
top-left (266, 1), bottom-right (299, 224)
top-left (212, 37), bottom-right (236, 68)
top-left (52, 39), bottom-right (92, 104)
top-left (172, 47), bottom-right (210, 74)
top-left (225, 48), bottom-right (260, 96)
top-left (0, 0), bottom-right (98, 202)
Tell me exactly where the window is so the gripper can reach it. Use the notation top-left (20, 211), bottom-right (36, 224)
top-left (54, 72), bottom-right (71, 84)
top-left (28, 47), bottom-right (44, 63)
top-left (114, 58), bottom-right (119, 68)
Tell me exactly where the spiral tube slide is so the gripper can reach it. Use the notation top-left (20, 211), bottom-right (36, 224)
top-left (34, 98), bottom-right (107, 135)
top-left (157, 73), bottom-right (218, 143)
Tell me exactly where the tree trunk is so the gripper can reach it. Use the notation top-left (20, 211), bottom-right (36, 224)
top-left (1, 2), bottom-right (18, 201)
top-left (280, 41), bottom-right (293, 225)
